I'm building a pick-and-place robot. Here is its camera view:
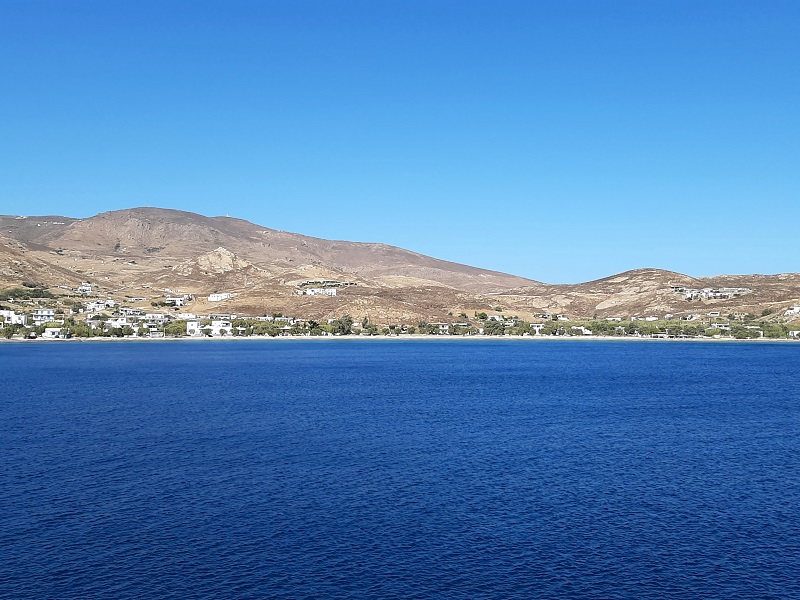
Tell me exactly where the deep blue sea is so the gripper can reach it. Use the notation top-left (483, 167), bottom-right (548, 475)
top-left (2, 339), bottom-right (800, 599)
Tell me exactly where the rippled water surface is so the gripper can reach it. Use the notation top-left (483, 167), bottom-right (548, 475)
top-left (2, 339), bottom-right (800, 599)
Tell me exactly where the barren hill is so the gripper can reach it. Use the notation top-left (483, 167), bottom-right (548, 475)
top-left (2, 208), bottom-right (800, 323)
top-left (1, 208), bottom-right (534, 293)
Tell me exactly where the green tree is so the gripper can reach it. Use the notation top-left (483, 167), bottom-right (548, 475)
top-left (332, 315), bottom-right (353, 335)
top-left (165, 321), bottom-right (187, 337)
top-left (483, 320), bottom-right (505, 336)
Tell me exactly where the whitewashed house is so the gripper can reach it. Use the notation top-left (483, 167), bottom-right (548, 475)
top-left (41, 327), bottom-right (65, 338)
top-left (295, 288), bottom-right (337, 297)
top-left (144, 313), bottom-right (172, 325)
top-left (211, 320), bottom-right (233, 336)
top-left (0, 310), bottom-right (27, 326)
top-left (165, 294), bottom-right (193, 307)
top-left (571, 326), bottom-right (593, 335)
top-left (186, 320), bottom-right (205, 337)
top-left (85, 300), bottom-right (117, 312)
top-left (429, 322), bottom-right (450, 334)
top-left (208, 293), bottom-right (234, 302)
top-left (32, 309), bottom-right (57, 325)
top-left (106, 317), bottom-right (132, 329)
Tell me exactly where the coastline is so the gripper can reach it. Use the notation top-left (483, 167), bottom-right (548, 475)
top-left (1, 334), bottom-right (798, 344)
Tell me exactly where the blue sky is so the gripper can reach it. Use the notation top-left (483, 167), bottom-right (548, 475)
top-left (2, 1), bottom-right (798, 283)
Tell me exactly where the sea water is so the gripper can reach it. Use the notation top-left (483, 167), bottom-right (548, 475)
top-left (2, 339), bottom-right (800, 599)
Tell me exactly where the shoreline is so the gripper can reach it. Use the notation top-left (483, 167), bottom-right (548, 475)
top-left (1, 334), bottom-right (798, 344)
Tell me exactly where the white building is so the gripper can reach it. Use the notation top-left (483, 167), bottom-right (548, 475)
top-left (106, 317), bottom-right (133, 329)
top-left (295, 288), bottom-right (337, 297)
top-left (571, 326), bottom-right (593, 335)
top-left (32, 309), bottom-right (57, 326)
top-left (208, 293), bottom-right (234, 302)
top-left (0, 310), bottom-right (27, 326)
top-left (210, 320), bottom-right (233, 336)
top-left (165, 294), bottom-right (193, 307)
top-left (429, 322), bottom-right (450, 334)
top-left (186, 320), bottom-right (205, 337)
top-left (86, 300), bottom-right (117, 312)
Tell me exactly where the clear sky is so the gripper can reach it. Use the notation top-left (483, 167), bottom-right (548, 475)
top-left (2, 1), bottom-right (798, 283)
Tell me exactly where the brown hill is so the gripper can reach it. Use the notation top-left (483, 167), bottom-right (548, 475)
top-left (494, 268), bottom-right (800, 321)
top-left (2, 208), bottom-right (800, 323)
top-left (0, 208), bottom-right (534, 293)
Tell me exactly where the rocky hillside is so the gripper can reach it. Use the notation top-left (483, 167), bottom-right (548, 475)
top-left (2, 208), bottom-right (800, 323)
top-left (0, 208), bottom-right (535, 293)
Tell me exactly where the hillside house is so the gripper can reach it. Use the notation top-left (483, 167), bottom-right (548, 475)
top-left (208, 293), bottom-right (234, 302)
top-left (295, 288), bottom-right (337, 297)
top-left (32, 309), bottom-right (56, 325)
top-left (86, 300), bottom-right (117, 312)
top-left (165, 296), bottom-right (188, 307)
top-left (106, 317), bottom-right (132, 329)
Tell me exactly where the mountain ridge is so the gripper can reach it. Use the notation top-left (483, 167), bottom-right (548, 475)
top-left (2, 207), bottom-right (800, 323)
